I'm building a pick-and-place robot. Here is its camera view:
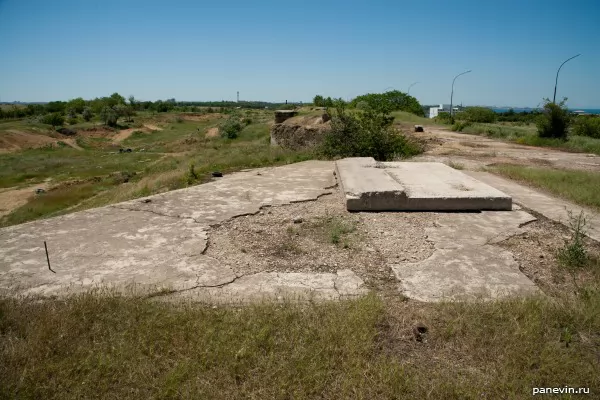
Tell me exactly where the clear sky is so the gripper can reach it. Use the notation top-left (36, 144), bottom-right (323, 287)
top-left (0, 0), bottom-right (598, 108)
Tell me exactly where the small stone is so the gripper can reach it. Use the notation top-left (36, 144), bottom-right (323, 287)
top-left (293, 216), bottom-right (303, 224)
top-left (539, 254), bottom-right (544, 259)
top-left (141, 199), bottom-right (151, 203)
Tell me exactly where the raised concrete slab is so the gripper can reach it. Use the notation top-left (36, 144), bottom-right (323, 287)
top-left (335, 157), bottom-right (511, 211)
top-left (335, 157), bottom-right (407, 211)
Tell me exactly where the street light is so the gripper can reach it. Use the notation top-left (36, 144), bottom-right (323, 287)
top-left (553, 54), bottom-right (581, 104)
top-left (408, 82), bottom-right (419, 95)
top-left (450, 70), bottom-right (472, 120)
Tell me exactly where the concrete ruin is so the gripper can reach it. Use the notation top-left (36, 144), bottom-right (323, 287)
top-left (335, 157), bottom-right (512, 211)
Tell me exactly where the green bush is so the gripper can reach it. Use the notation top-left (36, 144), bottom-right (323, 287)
top-left (41, 113), bottom-right (65, 129)
top-left (82, 107), bottom-right (93, 122)
top-left (452, 121), bottom-right (471, 131)
top-left (350, 90), bottom-right (424, 117)
top-left (242, 117), bottom-right (252, 125)
top-left (321, 104), bottom-right (421, 161)
top-left (457, 107), bottom-right (497, 123)
top-left (572, 116), bottom-right (600, 139)
top-left (434, 112), bottom-right (453, 124)
top-left (220, 117), bottom-right (243, 139)
top-left (537, 98), bottom-right (570, 139)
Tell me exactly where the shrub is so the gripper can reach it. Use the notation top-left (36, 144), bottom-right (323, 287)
top-left (452, 121), bottom-right (471, 131)
top-left (457, 107), bottom-right (497, 123)
top-left (537, 98), bottom-right (570, 139)
top-left (572, 116), bottom-right (600, 139)
top-left (41, 113), bottom-right (65, 129)
top-left (242, 117), bottom-right (252, 125)
top-left (321, 104), bottom-right (421, 161)
top-left (99, 106), bottom-right (118, 127)
top-left (220, 117), bottom-right (243, 139)
top-left (67, 117), bottom-right (78, 125)
top-left (434, 112), bottom-right (453, 124)
top-left (82, 107), bottom-right (93, 122)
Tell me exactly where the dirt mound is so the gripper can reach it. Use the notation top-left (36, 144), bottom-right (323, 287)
top-left (0, 130), bottom-right (57, 152)
top-left (174, 113), bottom-right (222, 122)
top-left (270, 116), bottom-right (331, 150)
top-left (112, 124), bottom-right (162, 143)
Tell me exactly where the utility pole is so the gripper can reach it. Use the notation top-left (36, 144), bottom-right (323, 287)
top-left (553, 54), bottom-right (581, 104)
top-left (237, 91), bottom-right (239, 103)
top-left (450, 70), bottom-right (472, 121)
top-left (407, 82), bottom-right (419, 95)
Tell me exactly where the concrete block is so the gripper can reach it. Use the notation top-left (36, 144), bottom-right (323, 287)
top-left (335, 158), bottom-right (407, 211)
top-left (335, 158), bottom-right (511, 211)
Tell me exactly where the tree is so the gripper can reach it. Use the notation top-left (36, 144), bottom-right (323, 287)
top-left (349, 90), bottom-right (424, 116)
top-left (41, 113), bottom-right (65, 129)
top-left (82, 107), bottom-right (93, 122)
top-left (109, 92), bottom-right (126, 106)
top-left (313, 95), bottom-right (324, 107)
top-left (537, 98), bottom-right (570, 139)
top-left (66, 97), bottom-right (86, 114)
top-left (100, 106), bottom-right (118, 127)
top-left (128, 95), bottom-right (137, 111)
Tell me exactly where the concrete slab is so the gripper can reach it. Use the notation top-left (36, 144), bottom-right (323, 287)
top-left (392, 210), bottom-right (540, 301)
top-left (0, 161), bottom-right (368, 301)
top-left (335, 157), bottom-right (407, 211)
top-left (172, 269), bottom-right (367, 304)
top-left (335, 157), bottom-right (511, 211)
top-left (465, 171), bottom-right (600, 242)
top-left (393, 245), bottom-right (538, 302)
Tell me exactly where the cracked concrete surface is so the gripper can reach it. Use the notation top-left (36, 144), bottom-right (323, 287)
top-left (0, 161), bottom-right (368, 300)
top-left (392, 210), bottom-right (540, 301)
top-left (0, 159), bottom-right (559, 303)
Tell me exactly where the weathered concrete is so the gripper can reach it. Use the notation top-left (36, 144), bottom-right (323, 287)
top-left (172, 269), bottom-right (367, 304)
top-left (335, 158), bottom-right (407, 211)
top-left (0, 161), bottom-right (369, 300)
top-left (465, 171), bottom-right (600, 242)
top-left (336, 157), bottom-right (512, 211)
top-left (392, 210), bottom-right (539, 301)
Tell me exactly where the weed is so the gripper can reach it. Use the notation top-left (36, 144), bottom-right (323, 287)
top-left (557, 210), bottom-right (589, 270)
top-left (447, 161), bottom-right (464, 170)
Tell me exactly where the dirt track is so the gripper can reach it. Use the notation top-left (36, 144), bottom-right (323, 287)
top-left (413, 126), bottom-right (600, 172)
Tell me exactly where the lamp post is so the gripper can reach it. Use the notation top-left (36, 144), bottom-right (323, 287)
top-left (450, 70), bottom-right (471, 121)
top-left (407, 82), bottom-right (419, 95)
top-left (553, 54), bottom-right (581, 104)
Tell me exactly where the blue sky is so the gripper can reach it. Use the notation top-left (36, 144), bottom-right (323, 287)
top-left (0, 0), bottom-right (598, 107)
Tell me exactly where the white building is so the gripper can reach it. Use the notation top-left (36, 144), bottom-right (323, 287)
top-left (429, 104), bottom-right (461, 118)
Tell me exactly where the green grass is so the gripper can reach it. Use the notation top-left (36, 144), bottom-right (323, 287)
top-left (0, 147), bottom-right (161, 188)
top-left (390, 110), bottom-right (438, 126)
top-left (491, 164), bottom-right (600, 211)
top-left (0, 111), bottom-right (317, 226)
top-left (1, 290), bottom-right (599, 399)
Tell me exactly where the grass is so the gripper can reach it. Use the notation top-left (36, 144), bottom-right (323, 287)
top-left (1, 290), bottom-right (599, 399)
top-left (0, 111), bottom-right (316, 226)
top-left (491, 164), bottom-right (600, 211)
top-left (457, 122), bottom-right (600, 155)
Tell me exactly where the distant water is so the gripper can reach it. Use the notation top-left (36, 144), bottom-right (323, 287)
top-left (492, 107), bottom-right (600, 115)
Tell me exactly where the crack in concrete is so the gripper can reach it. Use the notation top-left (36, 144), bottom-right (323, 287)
top-left (146, 272), bottom-right (249, 298)
top-left (111, 205), bottom-right (199, 223)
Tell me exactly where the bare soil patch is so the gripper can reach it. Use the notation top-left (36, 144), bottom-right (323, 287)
top-left (496, 216), bottom-right (600, 297)
top-left (206, 193), bottom-right (434, 293)
top-left (112, 124), bottom-right (162, 143)
top-left (205, 127), bottom-right (219, 138)
top-left (0, 130), bottom-right (56, 152)
top-left (176, 113), bottom-right (222, 122)
top-left (0, 182), bottom-right (51, 217)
